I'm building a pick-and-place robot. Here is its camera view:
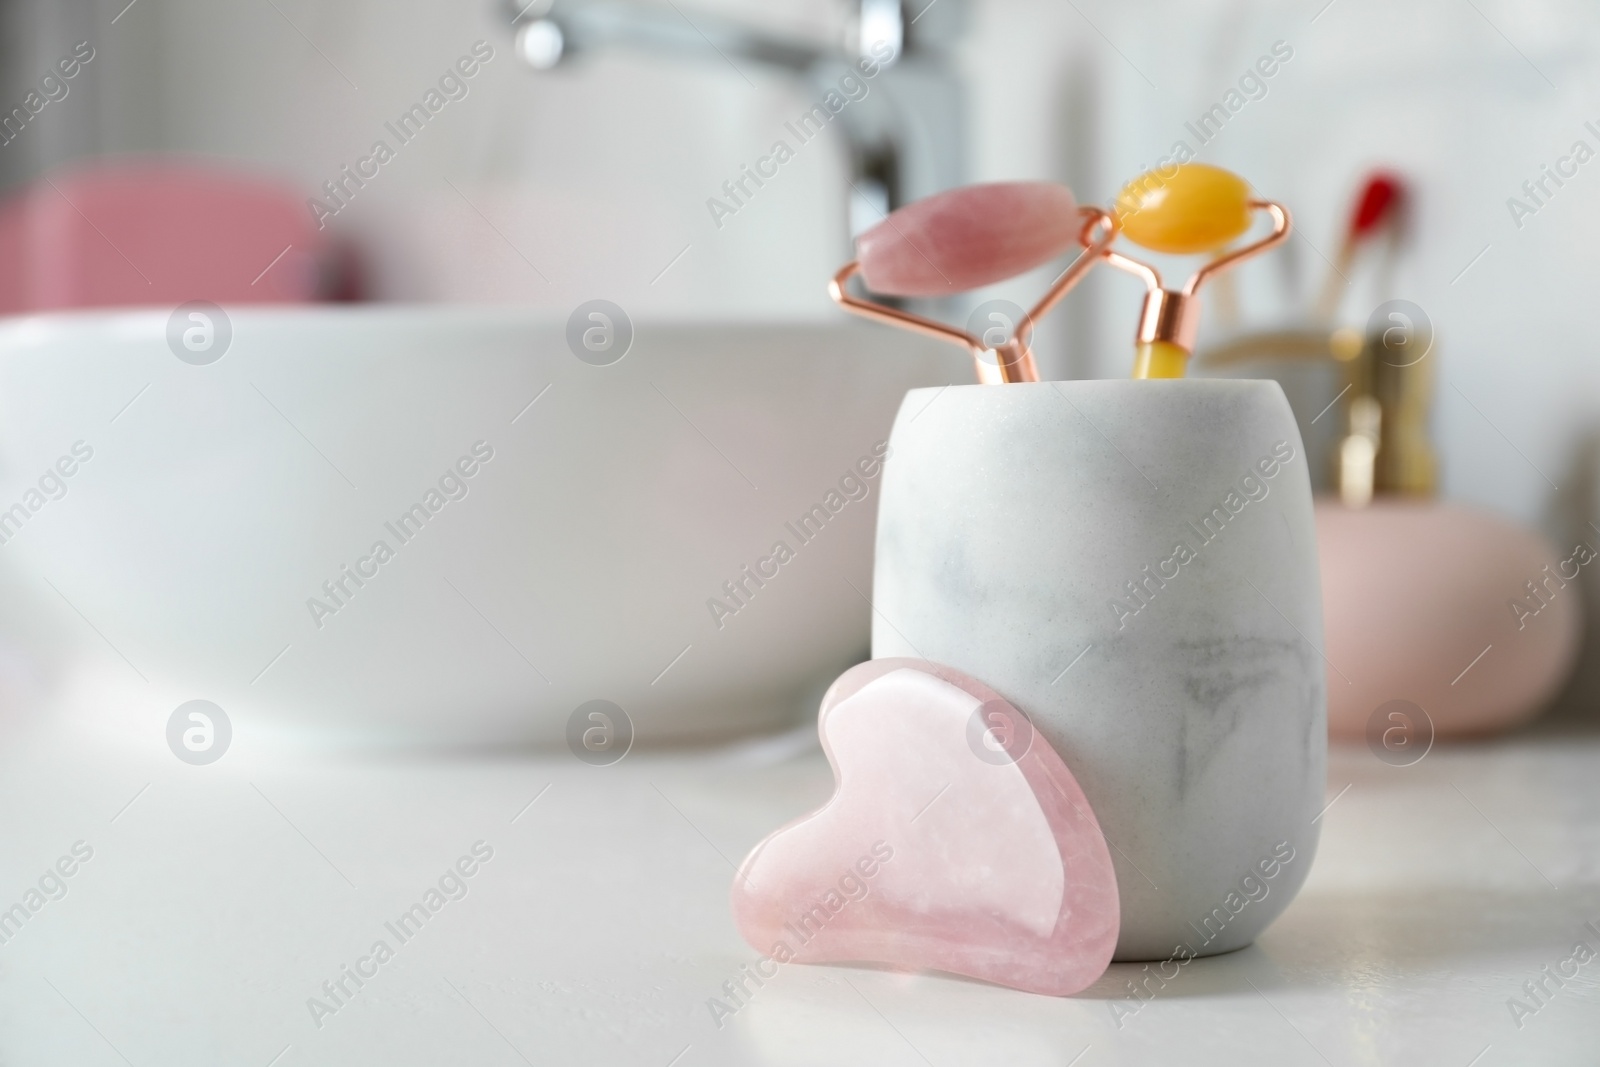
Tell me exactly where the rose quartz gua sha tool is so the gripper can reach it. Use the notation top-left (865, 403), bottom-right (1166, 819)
top-left (730, 658), bottom-right (1120, 997)
top-left (830, 182), bottom-right (1114, 384)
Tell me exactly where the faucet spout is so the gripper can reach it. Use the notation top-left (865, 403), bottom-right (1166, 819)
top-left (503, 0), bottom-right (967, 240)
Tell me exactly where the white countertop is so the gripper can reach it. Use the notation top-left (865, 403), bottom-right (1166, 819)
top-left (1, 702), bottom-right (1598, 1066)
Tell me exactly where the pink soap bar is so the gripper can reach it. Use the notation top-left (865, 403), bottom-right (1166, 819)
top-left (855, 182), bottom-right (1079, 296)
top-left (730, 658), bottom-right (1119, 997)
top-left (0, 160), bottom-right (334, 313)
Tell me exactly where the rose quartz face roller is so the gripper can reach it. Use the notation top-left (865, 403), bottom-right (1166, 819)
top-left (830, 182), bottom-right (1114, 384)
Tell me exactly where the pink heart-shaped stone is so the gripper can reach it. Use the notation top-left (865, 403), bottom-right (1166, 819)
top-left (730, 659), bottom-right (1119, 996)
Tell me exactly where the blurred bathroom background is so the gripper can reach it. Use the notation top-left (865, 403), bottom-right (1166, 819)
top-left (1, 0), bottom-right (1597, 714)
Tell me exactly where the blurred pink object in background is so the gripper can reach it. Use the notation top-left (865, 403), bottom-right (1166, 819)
top-left (1319, 500), bottom-right (1583, 738)
top-left (0, 159), bottom-right (337, 312)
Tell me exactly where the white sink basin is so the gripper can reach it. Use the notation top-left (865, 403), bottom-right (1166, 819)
top-left (0, 307), bottom-right (966, 747)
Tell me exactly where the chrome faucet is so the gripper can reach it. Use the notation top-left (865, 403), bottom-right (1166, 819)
top-left (501, 0), bottom-right (966, 238)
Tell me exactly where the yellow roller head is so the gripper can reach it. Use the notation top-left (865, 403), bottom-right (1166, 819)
top-left (1113, 163), bottom-right (1254, 255)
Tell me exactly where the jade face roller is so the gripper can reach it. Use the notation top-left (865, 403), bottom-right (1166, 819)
top-left (829, 182), bottom-right (1114, 384)
top-left (1105, 163), bottom-right (1292, 379)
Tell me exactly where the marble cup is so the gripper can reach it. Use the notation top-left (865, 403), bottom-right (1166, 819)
top-left (873, 379), bottom-right (1326, 961)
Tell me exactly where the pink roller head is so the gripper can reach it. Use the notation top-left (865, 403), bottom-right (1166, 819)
top-left (855, 182), bottom-right (1079, 297)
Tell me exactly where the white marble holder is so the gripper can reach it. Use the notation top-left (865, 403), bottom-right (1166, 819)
top-left (873, 379), bottom-right (1326, 961)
